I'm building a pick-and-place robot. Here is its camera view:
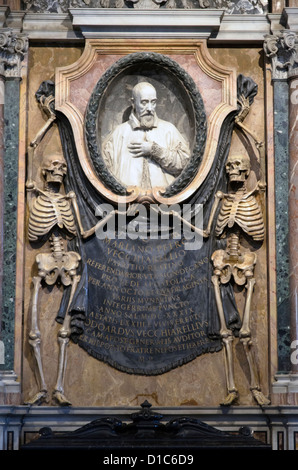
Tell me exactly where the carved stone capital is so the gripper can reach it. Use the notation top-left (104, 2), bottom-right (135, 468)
top-left (0, 28), bottom-right (28, 79)
top-left (264, 29), bottom-right (298, 80)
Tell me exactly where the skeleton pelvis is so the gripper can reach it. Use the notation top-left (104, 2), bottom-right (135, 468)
top-left (35, 251), bottom-right (81, 286)
top-left (211, 248), bottom-right (257, 285)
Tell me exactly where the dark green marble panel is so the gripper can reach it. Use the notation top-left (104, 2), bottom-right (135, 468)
top-left (0, 78), bottom-right (20, 371)
top-left (273, 80), bottom-right (291, 372)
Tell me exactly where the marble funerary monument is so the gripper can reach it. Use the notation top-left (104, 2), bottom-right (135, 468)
top-left (0, 0), bottom-right (297, 451)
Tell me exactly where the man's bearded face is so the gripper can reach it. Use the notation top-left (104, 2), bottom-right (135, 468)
top-left (133, 85), bottom-right (157, 129)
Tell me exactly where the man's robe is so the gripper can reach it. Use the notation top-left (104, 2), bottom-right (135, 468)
top-left (102, 113), bottom-right (190, 189)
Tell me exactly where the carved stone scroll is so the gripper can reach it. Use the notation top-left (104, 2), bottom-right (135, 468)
top-left (0, 28), bottom-right (28, 79)
top-left (264, 29), bottom-right (298, 80)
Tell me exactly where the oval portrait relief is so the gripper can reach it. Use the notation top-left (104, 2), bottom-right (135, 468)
top-left (85, 52), bottom-right (207, 199)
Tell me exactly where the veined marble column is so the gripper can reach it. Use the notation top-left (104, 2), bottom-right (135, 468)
top-left (264, 30), bottom-right (294, 373)
top-left (264, 29), bottom-right (298, 402)
top-left (0, 72), bottom-right (4, 366)
top-left (288, 68), bottom-right (298, 373)
top-left (0, 28), bottom-right (27, 404)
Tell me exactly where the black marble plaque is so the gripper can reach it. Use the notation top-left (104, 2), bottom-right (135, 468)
top-left (72, 233), bottom-right (221, 374)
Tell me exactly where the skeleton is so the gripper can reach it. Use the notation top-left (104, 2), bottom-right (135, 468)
top-left (26, 151), bottom-right (130, 405)
top-left (26, 153), bottom-right (82, 406)
top-left (203, 152), bottom-right (270, 406)
top-left (140, 148), bottom-right (269, 406)
top-left (25, 86), bottom-right (137, 406)
top-left (26, 151), bottom-right (139, 405)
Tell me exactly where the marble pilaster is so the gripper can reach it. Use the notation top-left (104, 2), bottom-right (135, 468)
top-left (288, 68), bottom-right (298, 374)
top-left (0, 74), bottom-right (4, 365)
top-left (0, 28), bottom-right (28, 403)
top-left (2, 77), bottom-right (21, 371)
top-left (264, 30), bottom-right (294, 372)
top-left (264, 26), bottom-right (298, 401)
top-left (274, 78), bottom-right (291, 372)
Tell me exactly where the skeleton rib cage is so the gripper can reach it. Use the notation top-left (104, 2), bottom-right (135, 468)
top-left (28, 192), bottom-right (77, 242)
top-left (215, 192), bottom-right (264, 242)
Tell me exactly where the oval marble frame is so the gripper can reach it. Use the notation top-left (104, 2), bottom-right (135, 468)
top-left (85, 52), bottom-right (207, 199)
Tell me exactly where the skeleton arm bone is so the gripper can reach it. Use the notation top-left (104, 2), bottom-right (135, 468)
top-left (68, 192), bottom-right (138, 239)
top-left (152, 190), bottom-right (224, 238)
top-left (152, 205), bottom-right (205, 237)
top-left (67, 191), bottom-right (106, 239)
top-left (203, 191), bottom-right (225, 237)
top-left (26, 96), bottom-right (56, 189)
top-left (25, 182), bottom-right (46, 210)
top-left (81, 204), bottom-right (139, 239)
top-left (242, 180), bottom-right (266, 200)
top-left (235, 120), bottom-right (266, 188)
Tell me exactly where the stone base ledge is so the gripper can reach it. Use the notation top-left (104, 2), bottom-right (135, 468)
top-left (2, 404), bottom-right (298, 449)
top-left (272, 373), bottom-right (298, 393)
top-left (0, 371), bottom-right (21, 405)
top-left (272, 373), bottom-right (298, 405)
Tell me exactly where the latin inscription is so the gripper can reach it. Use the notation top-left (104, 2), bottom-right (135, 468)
top-left (77, 237), bottom-right (217, 372)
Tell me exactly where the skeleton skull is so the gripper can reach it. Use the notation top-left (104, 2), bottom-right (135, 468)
top-left (225, 154), bottom-right (250, 182)
top-left (42, 154), bottom-right (67, 184)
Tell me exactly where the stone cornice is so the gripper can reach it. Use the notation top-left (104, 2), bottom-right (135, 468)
top-left (281, 7), bottom-right (298, 33)
top-left (70, 8), bottom-right (224, 39)
top-left (5, 9), bottom-right (273, 43)
top-left (209, 13), bottom-right (271, 43)
top-left (1, 7), bottom-right (297, 44)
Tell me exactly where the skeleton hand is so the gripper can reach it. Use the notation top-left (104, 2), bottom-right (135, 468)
top-left (202, 229), bottom-right (211, 238)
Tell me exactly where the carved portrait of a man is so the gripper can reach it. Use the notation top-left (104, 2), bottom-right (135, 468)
top-left (101, 82), bottom-right (191, 189)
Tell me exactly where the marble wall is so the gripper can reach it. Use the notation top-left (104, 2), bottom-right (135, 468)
top-left (20, 43), bottom-right (272, 408)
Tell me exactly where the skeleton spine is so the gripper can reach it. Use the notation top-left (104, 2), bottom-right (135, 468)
top-left (50, 234), bottom-right (64, 258)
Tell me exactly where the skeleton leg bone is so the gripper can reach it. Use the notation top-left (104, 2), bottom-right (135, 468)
top-left (25, 275), bottom-right (49, 405)
top-left (53, 274), bottom-right (80, 406)
top-left (239, 277), bottom-right (270, 406)
top-left (212, 274), bottom-right (238, 405)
